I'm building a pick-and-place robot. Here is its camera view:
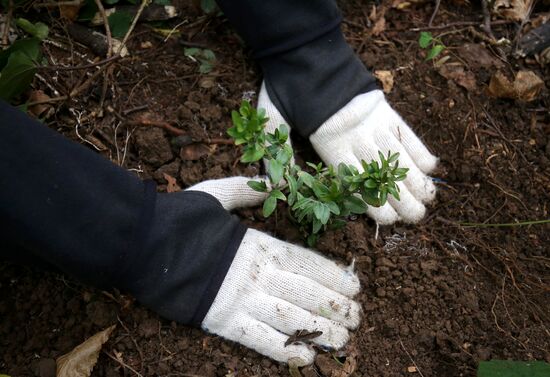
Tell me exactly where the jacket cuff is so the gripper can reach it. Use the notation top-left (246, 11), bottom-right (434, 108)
top-left (260, 26), bottom-right (378, 138)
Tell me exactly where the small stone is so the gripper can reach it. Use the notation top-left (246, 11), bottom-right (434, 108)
top-left (407, 366), bottom-right (418, 373)
top-left (376, 287), bottom-right (386, 297)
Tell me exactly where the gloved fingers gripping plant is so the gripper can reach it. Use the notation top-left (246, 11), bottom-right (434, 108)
top-left (228, 101), bottom-right (408, 245)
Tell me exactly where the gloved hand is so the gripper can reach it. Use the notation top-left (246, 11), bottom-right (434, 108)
top-left (187, 177), bottom-right (361, 366)
top-left (258, 83), bottom-right (438, 225)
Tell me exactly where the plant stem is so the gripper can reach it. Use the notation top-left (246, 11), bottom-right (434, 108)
top-left (461, 219), bottom-right (550, 228)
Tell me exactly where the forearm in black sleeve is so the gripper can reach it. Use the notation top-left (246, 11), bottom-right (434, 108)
top-left (0, 101), bottom-right (246, 326)
top-left (215, 0), bottom-right (378, 137)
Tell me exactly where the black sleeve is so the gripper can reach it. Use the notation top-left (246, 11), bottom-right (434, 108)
top-left (0, 101), bottom-right (246, 326)
top-left (216, 0), bottom-right (378, 137)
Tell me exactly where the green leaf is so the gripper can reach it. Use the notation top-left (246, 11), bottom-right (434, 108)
top-left (298, 171), bottom-right (315, 188)
top-left (0, 50), bottom-right (37, 101)
top-left (184, 47), bottom-right (200, 57)
top-left (270, 189), bottom-right (286, 201)
top-left (263, 196), bottom-right (277, 217)
top-left (326, 201), bottom-right (340, 215)
top-left (0, 38), bottom-right (40, 70)
top-left (241, 146), bottom-right (264, 163)
top-left (312, 218), bottom-right (323, 233)
top-left (108, 11), bottom-right (133, 38)
top-left (418, 31), bottom-right (433, 49)
top-left (268, 159), bottom-right (284, 183)
top-left (276, 145), bottom-right (293, 165)
top-left (247, 180), bottom-right (267, 192)
top-left (364, 179), bottom-right (378, 189)
top-left (344, 196), bottom-right (367, 214)
top-left (477, 360), bottom-right (550, 377)
top-left (313, 203), bottom-right (330, 224)
top-left (16, 18), bottom-right (49, 40)
top-left (200, 0), bottom-right (218, 14)
top-left (425, 44), bottom-right (445, 61)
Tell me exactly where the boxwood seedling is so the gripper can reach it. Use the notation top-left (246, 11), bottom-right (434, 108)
top-left (228, 101), bottom-right (408, 246)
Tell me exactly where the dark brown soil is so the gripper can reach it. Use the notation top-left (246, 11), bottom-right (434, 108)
top-left (1, 1), bottom-right (549, 376)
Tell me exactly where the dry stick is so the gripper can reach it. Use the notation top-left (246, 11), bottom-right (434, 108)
top-left (40, 54), bottom-right (121, 71)
top-left (398, 338), bottom-right (425, 377)
top-left (117, 0), bottom-right (151, 55)
top-left (409, 19), bottom-right (511, 31)
top-left (480, 0), bottom-right (496, 40)
top-left (117, 316), bottom-right (145, 375)
top-left (93, 0), bottom-right (113, 57)
top-left (104, 351), bottom-right (144, 377)
top-left (428, 0), bottom-right (441, 27)
top-left (2, 0), bottom-right (13, 47)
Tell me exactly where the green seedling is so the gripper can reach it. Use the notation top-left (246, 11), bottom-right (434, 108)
top-left (184, 47), bottom-right (216, 73)
top-left (228, 101), bottom-right (408, 246)
top-left (418, 31), bottom-right (446, 61)
top-left (0, 18), bottom-right (48, 101)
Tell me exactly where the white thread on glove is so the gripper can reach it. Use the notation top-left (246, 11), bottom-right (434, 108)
top-left (258, 83), bottom-right (438, 225)
top-left (202, 228), bottom-right (361, 366)
top-left (187, 176), bottom-right (268, 211)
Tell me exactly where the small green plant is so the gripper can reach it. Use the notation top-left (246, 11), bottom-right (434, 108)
top-left (184, 47), bottom-right (216, 73)
top-left (228, 101), bottom-right (408, 245)
top-left (0, 18), bottom-right (48, 101)
top-left (418, 31), bottom-right (446, 61)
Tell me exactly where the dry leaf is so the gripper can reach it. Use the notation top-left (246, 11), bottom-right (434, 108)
top-left (27, 90), bottom-right (53, 118)
top-left (492, 0), bottom-right (534, 21)
top-left (374, 70), bottom-right (394, 93)
top-left (438, 64), bottom-right (477, 92)
top-left (57, 325), bottom-right (116, 377)
top-left (487, 70), bottom-right (544, 101)
top-left (59, 1), bottom-right (83, 21)
top-left (180, 143), bottom-right (213, 160)
top-left (163, 173), bottom-right (181, 193)
top-left (457, 43), bottom-right (505, 69)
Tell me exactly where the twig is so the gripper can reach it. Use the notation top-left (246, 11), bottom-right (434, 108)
top-left (481, 0), bottom-right (496, 40)
top-left (428, 0), bottom-right (441, 27)
top-left (127, 118), bottom-right (185, 135)
top-left (2, 0), bottom-right (13, 48)
top-left (93, 0), bottom-right (113, 57)
top-left (40, 54), bottom-right (121, 71)
top-left (117, 0), bottom-right (151, 55)
top-left (33, 0), bottom-right (81, 7)
top-left (398, 338), bottom-right (425, 377)
top-left (461, 219), bottom-right (550, 227)
top-left (104, 351), bottom-right (144, 377)
top-left (409, 19), bottom-right (511, 32)
top-left (117, 316), bottom-right (144, 374)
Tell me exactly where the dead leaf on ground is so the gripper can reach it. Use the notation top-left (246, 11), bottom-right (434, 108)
top-left (438, 63), bottom-right (477, 92)
top-left (457, 43), bottom-right (505, 69)
top-left (57, 325), bottom-right (116, 377)
top-left (163, 173), bottom-right (181, 193)
top-left (492, 0), bottom-right (534, 21)
top-left (391, 0), bottom-right (431, 10)
top-left (180, 143), bottom-right (214, 160)
top-left (369, 5), bottom-right (387, 36)
top-left (487, 70), bottom-right (544, 101)
top-left (374, 70), bottom-right (394, 93)
top-left (28, 90), bottom-right (53, 118)
top-left (59, 1), bottom-right (83, 21)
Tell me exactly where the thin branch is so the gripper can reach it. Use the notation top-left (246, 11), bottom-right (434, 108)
top-left (116, 0), bottom-right (151, 55)
top-left (2, 0), bottom-right (13, 47)
top-left (428, 0), bottom-right (441, 27)
top-left (481, 0), bottom-right (496, 40)
top-left (40, 54), bottom-right (121, 71)
top-left (93, 0), bottom-right (113, 57)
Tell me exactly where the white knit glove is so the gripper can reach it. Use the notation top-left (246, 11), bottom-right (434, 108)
top-left (258, 83), bottom-right (438, 224)
top-left (187, 177), bottom-right (361, 366)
